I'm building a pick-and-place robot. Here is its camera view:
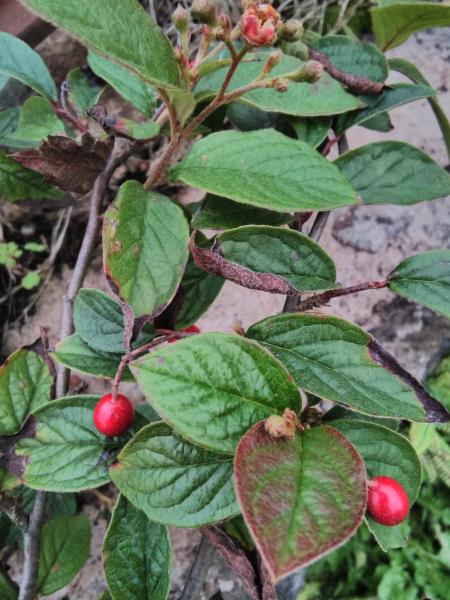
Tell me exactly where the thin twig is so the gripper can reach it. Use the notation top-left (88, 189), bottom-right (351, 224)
top-left (180, 536), bottom-right (215, 600)
top-left (18, 492), bottom-right (46, 600)
top-left (56, 142), bottom-right (133, 398)
top-left (297, 280), bottom-right (387, 312)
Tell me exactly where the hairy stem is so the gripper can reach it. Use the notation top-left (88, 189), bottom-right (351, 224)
top-left (18, 492), bottom-right (47, 600)
top-left (297, 280), bottom-right (388, 312)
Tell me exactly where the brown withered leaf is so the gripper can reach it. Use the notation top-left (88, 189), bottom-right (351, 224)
top-left (13, 133), bottom-right (113, 194)
top-left (190, 232), bottom-right (299, 296)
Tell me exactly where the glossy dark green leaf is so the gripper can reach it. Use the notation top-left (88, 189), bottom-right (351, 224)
top-left (37, 515), bottom-right (91, 595)
top-left (0, 569), bottom-right (16, 600)
top-left (6, 97), bottom-right (65, 148)
top-left (22, 0), bottom-right (181, 90)
top-left (0, 32), bottom-right (56, 99)
top-left (103, 181), bottom-right (189, 319)
top-left (16, 396), bottom-right (113, 491)
top-left (0, 153), bottom-right (63, 201)
top-left (111, 422), bottom-right (239, 527)
top-left (174, 235), bottom-right (224, 330)
top-left (310, 35), bottom-right (388, 82)
top-left (170, 129), bottom-right (358, 213)
top-left (53, 334), bottom-right (134, 380)
top-left (191, 195), bottom-right (293, 229)
top-left (103, 495), bottom-right (171, 600)
top-left (131, 333), bottom-right (300, 454)
top-left (195, 51), bottom-right (363, 116)
top-left (0, 347), bottom-right (53, 435)
top-left (371, 3), bottom-right (450, 50)
top-left (73, 288), bottom-right (154, 353)
top-left (290, 116), bottom-right (331, 148)
top-left (361, 111), bottom-right (392, 133)
top-left (217, 225), bottom-right (337, 292)
top-left (67, 68), bottom-right (104, 115)
top-left (331, 420), bottom-right (422, 550)
top-left (336, 83), bottom-right (435, 133)
top-left (0, 106), bottom-right (20, 145)
top-left (226, 102), bottom-right (282, 132)
top-left (235, 423), bottom-right (367, 581)
top-left (335, 142), bottom-right (450, 205)
top-left (388, 250), bottom-right (450, 318)
top-left (247, 313), bottom-right (430, 422)
top-left (87, 52), bottom-right (157, 116)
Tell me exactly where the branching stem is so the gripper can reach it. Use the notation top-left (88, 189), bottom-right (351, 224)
top-left (297, 280), bottom-right (388, 312)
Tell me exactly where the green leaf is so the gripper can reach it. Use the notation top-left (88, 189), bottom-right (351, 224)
top-left (195, 51), bottom-right (363, 116)
top-left (111, 422), bottom-right (239, 527)
top-left (335, 141), bottom-right (450, 205)
top-left (170, 130), bottom-right (358, 213)
top-left (247, 313), bottom-right (429, 422)
top-left (21, 271), bottom-right (40, 290)
top-left (103, 495), bottom-right (171, 600)
top-left (191, 195), bottom-right (294, 229)
top-left (226, 102), bottom-right (282, 132)
top-left (290, 116), bottom-right (331, 148)
top-left (0, 347), bottom-right (53, 435)
top-left (103, 181), bottom-right (189, 319)
top-left (0, 153), bottom-right (63, 201)
top-left (131, 333), bottom-right (300, 454)
top-left (388, 250), bottom-right (450, 318)
top-left (37, 515), bottom-right (91, 595)
top-left (87, 52), bottom-right (156, 117)
top-left (174, 234), bottom-right (224, 330)
top-left (0, 569), bottom-right (16, 600)
top-left (53, 334), bottom-right (134, 380)
top-left (388, 57), bottom-right (450, 162)
top-left (22, 0), bottom-right (181, 90)
top-left (0, 106), bottom-right (20, 144)
top-left (73, 288), bottom-right (154, 354)
top-left (7, 97), bottom-right (65, 147)
top-left (0, 32), bottom-right (56, 99)
top-left (426, 353), bottom-right (450, 409)
top-left (371, 3), bottom-right (450, 51)
top-left (67, 68), bottom-right (104, 115)
top-left (335, 83), bottom-right (435, 133)
top-left (0, 241), bottom-right (22, 268)
top-left (16, 396), bottom-right (113, 492)
top-left (235, 423), bottom-right (367, 581)
top-left (119, 120), bottom-right (159, 140)
top-left (24, 242), bottom-right (46, 252)
top-left (217, 225), bottom-right (337, 292)
top-left (331, 420), bottom-right (422, 551)
top-left (310, 35), bottom-right (388, 83)
top-left (361, 111), bottom-right (392, 133)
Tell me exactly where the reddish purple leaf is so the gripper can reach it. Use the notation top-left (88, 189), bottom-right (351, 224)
top-left (235, 423), bottom-right (367, 582)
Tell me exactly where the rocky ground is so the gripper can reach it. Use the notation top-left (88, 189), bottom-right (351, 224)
top-left (2, 23), bottom-right (450, 600)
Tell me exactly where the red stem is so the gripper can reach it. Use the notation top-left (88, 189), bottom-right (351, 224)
top-left (51, 101), bottom-right (88, 134)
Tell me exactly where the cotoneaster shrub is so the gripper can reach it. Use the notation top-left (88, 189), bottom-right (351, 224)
top-left (1, 1), bottom-right (450, 599)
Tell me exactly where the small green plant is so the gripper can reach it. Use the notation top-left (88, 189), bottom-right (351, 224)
top-left (1, 1), bottom-right (450, 599)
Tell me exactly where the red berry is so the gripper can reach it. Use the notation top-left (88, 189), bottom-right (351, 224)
top-left (93, 393), bottom-right (134, 437)
top-left (367, 476), bottom-right (409, 526)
